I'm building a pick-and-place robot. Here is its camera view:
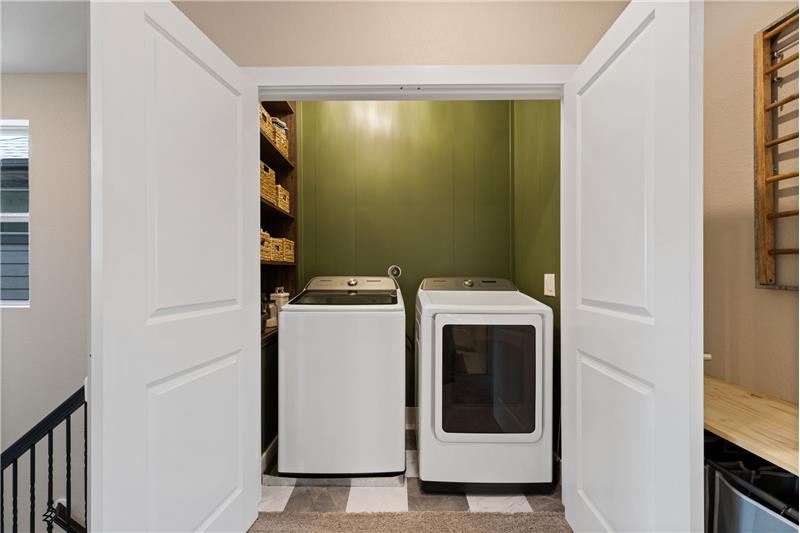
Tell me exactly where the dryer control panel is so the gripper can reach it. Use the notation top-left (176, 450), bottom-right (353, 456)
top-left (420, 277), bottom-right (517, 291)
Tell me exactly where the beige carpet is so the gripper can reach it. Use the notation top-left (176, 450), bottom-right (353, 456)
top-left (249, 511), bottom-right (572, 532)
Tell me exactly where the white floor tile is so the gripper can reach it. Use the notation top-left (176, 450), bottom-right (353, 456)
top-left (405, 450), bottom-right (419, 478)
top-left (466, 493), bottom-right (532, 513)
top-left (258, 485), bottom-right (295, 512)
top-left (346, 482), bottom-right (409, 512)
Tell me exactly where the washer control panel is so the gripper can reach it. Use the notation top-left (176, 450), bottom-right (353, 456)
top-left (305, 276), bottom-right (396, 292)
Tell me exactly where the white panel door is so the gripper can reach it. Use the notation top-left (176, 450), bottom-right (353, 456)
top-left (561, 1), bottom-right (704, 531)
top-left (89, 2), bottom-right (259, 531)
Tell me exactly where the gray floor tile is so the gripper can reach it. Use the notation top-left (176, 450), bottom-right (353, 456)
top-left (526, 494), bottom-right (565, 513)
top-left (407, 478), bottom-right (470, 512)
top-left (283, 486), bottom-right (350, 512)
top-left (294, 477), bottom-right (352, 487)
top-left (526, 481), bottom-right (564, 513)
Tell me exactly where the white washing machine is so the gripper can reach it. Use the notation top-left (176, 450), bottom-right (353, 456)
top-left (278, 276), bottom-right (405, 475)
top-left (416, 277), bottom-right (553, 484)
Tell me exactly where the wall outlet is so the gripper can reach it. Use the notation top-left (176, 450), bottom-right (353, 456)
top-left (544, 273), bottom-right (556, 297)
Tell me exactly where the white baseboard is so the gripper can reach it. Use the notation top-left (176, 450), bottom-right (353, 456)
top-left (261, 436), bottom-right (278, 475)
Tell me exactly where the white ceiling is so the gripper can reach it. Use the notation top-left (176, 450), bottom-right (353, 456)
top-left (2, 1), bottom-right (88, 73)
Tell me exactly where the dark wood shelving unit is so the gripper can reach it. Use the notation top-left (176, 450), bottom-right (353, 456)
top-left (261, 197), bottom-right (295, 219)
top-left (262, 326), bottom-right (279, 344)
top-left (262, 101), bottom-right (295, 116)
top-left (260, 100), bottom-right (298, 342)
top-left (260, 129), bottom-right (294, 171)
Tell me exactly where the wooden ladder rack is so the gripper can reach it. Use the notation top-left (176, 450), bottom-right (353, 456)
top-left (754, 8), bottom-right (799, 288)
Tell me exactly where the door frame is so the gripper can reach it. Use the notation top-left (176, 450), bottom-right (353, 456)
top-left (244, 65), bottom-right (575, 101)
top-left (246, 64), bottom-right (574, 483)
top-left (246, 63), bottom-right (572, 485)
top-left (244, 63), bottom-right (703, 522)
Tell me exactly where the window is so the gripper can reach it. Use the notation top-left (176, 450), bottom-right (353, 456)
top-left (1, 120), bottom-right (30, 305)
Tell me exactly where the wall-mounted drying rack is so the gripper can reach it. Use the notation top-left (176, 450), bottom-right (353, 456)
top-left (754, 8), bottom-right (799, 289)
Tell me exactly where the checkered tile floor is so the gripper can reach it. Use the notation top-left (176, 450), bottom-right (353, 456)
top-left (259, 429), bottom-right (563, 514)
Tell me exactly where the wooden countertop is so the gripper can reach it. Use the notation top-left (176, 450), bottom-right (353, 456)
top-left (705, 375), bottom-right (798, 475)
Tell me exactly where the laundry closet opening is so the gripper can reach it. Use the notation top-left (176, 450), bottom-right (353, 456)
top-left (258, 99), bottom-right (561, 481)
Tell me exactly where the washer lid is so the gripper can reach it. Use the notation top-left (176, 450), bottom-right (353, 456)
top-left (290, 291), bottom-right (397, 305)
top-left (291, 276), bottom-right (398, 306)
top-left (421, 277), bottom-right (517, 291)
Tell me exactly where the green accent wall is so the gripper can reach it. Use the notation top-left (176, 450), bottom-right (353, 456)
top-left (511, 100), bottom-right (561, 449)
top-left (298, 100), bottom-right (512, 404)
top-left (294, 100), bottom-right (561, 410)
top-left (511, 101), bottom-right (560, 330)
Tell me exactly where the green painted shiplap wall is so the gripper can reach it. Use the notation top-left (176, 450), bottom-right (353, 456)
top-left (511, 100), bottom-right (561, 448)
top-left (298, 100), bottom-right (512, 404)
top-left (511, 100), bottom-right (560, 330)
top-left (296, 100), bottom-right (561, 407)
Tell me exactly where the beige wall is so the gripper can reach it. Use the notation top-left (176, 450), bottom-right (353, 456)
top-left (176, 1), bottom-right (627, 66)
top-left (177, 1), bottom-right (799, 403)
top-left (704, 2), bottom-right (799, 403)
top-left (1, 74), bottom-right (90, 446)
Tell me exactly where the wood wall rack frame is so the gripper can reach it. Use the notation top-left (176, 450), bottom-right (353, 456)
top-left (754, 9), bottom-right (799, 289)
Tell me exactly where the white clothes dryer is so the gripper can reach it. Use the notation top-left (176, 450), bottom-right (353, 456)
top-left (415, 277), bottom-right (553, 484)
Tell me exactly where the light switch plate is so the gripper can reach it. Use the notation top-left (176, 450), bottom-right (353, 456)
top-left (544, 273), bottom-right (556, 297)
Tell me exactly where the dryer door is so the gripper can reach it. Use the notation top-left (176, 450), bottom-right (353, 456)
top-left (433, 313), bottom-right (543, 444)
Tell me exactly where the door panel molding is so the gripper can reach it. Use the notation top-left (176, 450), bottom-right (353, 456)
top-left (90, 2), bottom-right (259, 531)
top-left (561, 2), bottom-right (703, 531)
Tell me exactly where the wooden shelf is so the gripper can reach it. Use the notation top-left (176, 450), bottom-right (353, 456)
top-left (705, 375), bottom-right (798, 475)
top-left (260, 100), bottom-right (298, 301)
top-left (262, 326), bottom-right (278, 344)
top-left (262, 101), bottom-right (295, 116)
top-left (260, 130), bottom-right (294, 171)
top-left (261, 197), bottom-right (295, 219)
top-left (261, 260), bottom-right (295, 267)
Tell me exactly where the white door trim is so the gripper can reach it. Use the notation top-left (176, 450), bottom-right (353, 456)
top-left (245, 64), bottom-right (576, 100)
top-left (245, 58), bottom-right (702, 530)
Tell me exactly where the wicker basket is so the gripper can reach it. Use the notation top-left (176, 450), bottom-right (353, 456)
top-left (271, 119), bottom-right (290, 158)
top-left (267, 237), bottom-right (284, 262)
top-left (259, 106), bottom-right (272, 138)
top-left (260, 162), bottom-right (277, 204)
top-left (260, 231), bottom-right (271, 262)
top-left (282, 239), bottom-right (295, 263)
top-left (277, 184), bottom-right (290, 212)
top-left (261, 229), bottom-right (291, 263)
top-left (261, 163), bottom-right (278, 204)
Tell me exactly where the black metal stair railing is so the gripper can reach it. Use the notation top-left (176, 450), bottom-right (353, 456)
top-left (1, 386), bottom-right (86, 533)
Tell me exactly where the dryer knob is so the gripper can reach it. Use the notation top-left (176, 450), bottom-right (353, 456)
top-left (347, 278), bottom-right (358, 287)
top-left (463, 279), bottom-right (474, 287)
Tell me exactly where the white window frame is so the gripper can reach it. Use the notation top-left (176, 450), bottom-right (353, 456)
top-left (1, 119), bottom-right (31, 307)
